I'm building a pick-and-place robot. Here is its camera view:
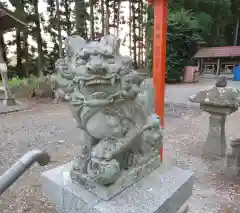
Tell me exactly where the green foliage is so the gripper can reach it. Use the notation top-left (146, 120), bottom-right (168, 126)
top-left (4, 0), bottom-right (240, 80)
top-left (147, 8), bottom-right (203, 81)
top-left (8, 76), bottom-right (38, 91)
top-left (145, 0), bottom-right (240, 81)
top-left (166, 9), bottom-right (202, 81)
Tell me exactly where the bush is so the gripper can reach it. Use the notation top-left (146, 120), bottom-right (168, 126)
top-left (147, 8), bottom-right (203, 82)
top-left (1, 76), bottom-right (54, 99)
top-left (8, 76), bottom-right (38, 92)
top-left (166, 9), bottom-right (202, 81)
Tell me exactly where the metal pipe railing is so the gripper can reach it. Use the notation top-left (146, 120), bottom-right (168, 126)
top-left (0, 149), bottom-right (50, 195)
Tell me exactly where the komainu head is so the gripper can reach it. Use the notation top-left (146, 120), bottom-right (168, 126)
top-left (55, 35), bottom-right (141, 104)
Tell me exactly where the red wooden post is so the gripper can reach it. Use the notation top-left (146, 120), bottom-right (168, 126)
top-left (146, 0), bottom-right (168, 161)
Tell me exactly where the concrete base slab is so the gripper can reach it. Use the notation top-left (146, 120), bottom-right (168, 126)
top-left (0, 100), bottom-right (30, 114)
top-left (41, 163), bottom-right (194, 213)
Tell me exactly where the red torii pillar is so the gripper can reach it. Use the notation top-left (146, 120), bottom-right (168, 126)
top-left (146, 0), bottom-right (168, 161)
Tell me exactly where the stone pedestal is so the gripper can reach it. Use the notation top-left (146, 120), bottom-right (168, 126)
top-left (0, 63), bottom-right (16, 106)
top-left (203, 113), bottom-right (226, 158)
top-left (225, 138), bottom-right (240, 176)
top-left (200, 104), bottom-right (237, 159)
top-left (2, 97), bottom-right (16, 106)
top-left (41, 163), bottom-right (194, 213)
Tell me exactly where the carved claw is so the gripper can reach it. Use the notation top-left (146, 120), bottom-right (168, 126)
top-left (91, 137), bottom-right (121, 160)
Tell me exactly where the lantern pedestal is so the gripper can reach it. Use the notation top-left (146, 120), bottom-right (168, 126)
top-left (0, 59), bottom-right (16, 107)
top-left (201, 105), bottom-right (237, 158)
top-left (189, 79), bottom-right (240, 159)
top-left (2, 97), bottom-right (16, 106)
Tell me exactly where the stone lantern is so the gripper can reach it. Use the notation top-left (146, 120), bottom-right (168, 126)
top-left (189, 77), bottom-right (240, 159)
top-left (0, 4), bottom-right (27, 106)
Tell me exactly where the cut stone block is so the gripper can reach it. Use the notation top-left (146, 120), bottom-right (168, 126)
top-left (2, 97), bottom-right (16, 106)
top-left (200, 105), bottom-right (237, 159)
top-left (41, 163), bottom-right (194, 213)
top-left (224, 138), bottom-right (240, 176)
top-left (71, 155), bottom-right (161, 200)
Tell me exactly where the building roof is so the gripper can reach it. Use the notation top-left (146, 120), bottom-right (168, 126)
top-left (193, 46), bottom-right (240, 59)
top-left (0, 3), bottom-right (27, 31)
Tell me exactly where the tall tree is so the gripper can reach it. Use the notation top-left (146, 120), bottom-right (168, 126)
top-left (22, 28), bottom-right (29, 77)
top-left (0, 32), bottom-right (7, 63)
top-left (131, 2), bottom-right (137, 68)
top-left (9, 0), bottom-right (25, 75)
top-left (89, 0), bottom-right (94, 39)
top-left (56, 0), bottom-right (63, 57)
top-left (104, 0), bottom-right (110, 34)
top-left (63, 0), bottom-right (72, 35)
top-left (112, 0), bottom-right (120, 36)
top-left (129, 0), bottom-right (132, 56)
top-left (33, 0), bottom-right (44, 76)
top-left (100, 0), bottom-right (104, 36)
top-left (15, 26), bottom-right (22, 72)
top-left (234, 18), bottom-right (239, 45)
top-left (231, 0), bottom-right (240, 45)
top-left (75, 0), bottom-right (87, 38)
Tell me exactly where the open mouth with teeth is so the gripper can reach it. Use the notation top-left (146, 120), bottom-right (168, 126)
top-left (84, 77), bottom-right (115, 86)
top-left (85, 79), bottom-right (113, 86)
top-left (79, 75), bottom-right (119, 100)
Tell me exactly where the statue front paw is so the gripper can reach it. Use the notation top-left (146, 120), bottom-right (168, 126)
top-left (141, 118), bottom-right (163, 152)
top-left (91, 137), bottom-right (120, 160)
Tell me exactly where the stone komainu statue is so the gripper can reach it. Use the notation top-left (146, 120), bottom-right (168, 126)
top-left (53, 35), bottom-right (162, 194)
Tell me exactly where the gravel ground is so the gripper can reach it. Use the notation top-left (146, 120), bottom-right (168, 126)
top-left (0, 101), bottom-right (240, 213)
top-left (164, 107), bottom-right (240, 213)
top-left (0, 102), bottom-right (80, 213)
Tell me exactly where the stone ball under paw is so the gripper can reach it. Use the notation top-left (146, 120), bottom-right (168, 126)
top-left (87, 158), bottom-right (120, 186)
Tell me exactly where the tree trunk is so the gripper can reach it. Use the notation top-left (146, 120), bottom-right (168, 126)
top-left (75, 0), bottom-right (87, 38)
top-left (105, 0), bottom-right (110, 34)
top-left (113, 0), bottom-right (116, 35)
top-left (129, 1), bottom-right (132, 56)
top-left (132, 3), bottom-right (137, 68)
top-left (23, 29), bottom-right (29, 78)
top-left (140, 0), bottom-right (144, 68)
top-left (89, 0), bottom-right (94, 39)
top-left (0, 32), bottom-right (5, 64)
top-left (145, 6), bottom-right (152, 68)
top-left (116, 1), bottom-right (120, 37)
top-left (33, 0), bottom-right (44, 77)
top-left (137, 0), bottom-right (141, 67)
top-left (216, 25), bottom-right (220, 38)
top-left (56, 0), bottom-right (63, 58)
top-left (15, 1), bottom-right (29, 77)
top-left (0, 33), bottom-right (7, 63)
top-left (101, 0), bottom-right (104, 36)
top-left (64, 0), bottom-right (71, 35)
top-left (16, 27), bottom-right (22, 71)
top-left (234, 17), bottom-right (239, 46)
top-left (145, 40), bottom-right (150, 68)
